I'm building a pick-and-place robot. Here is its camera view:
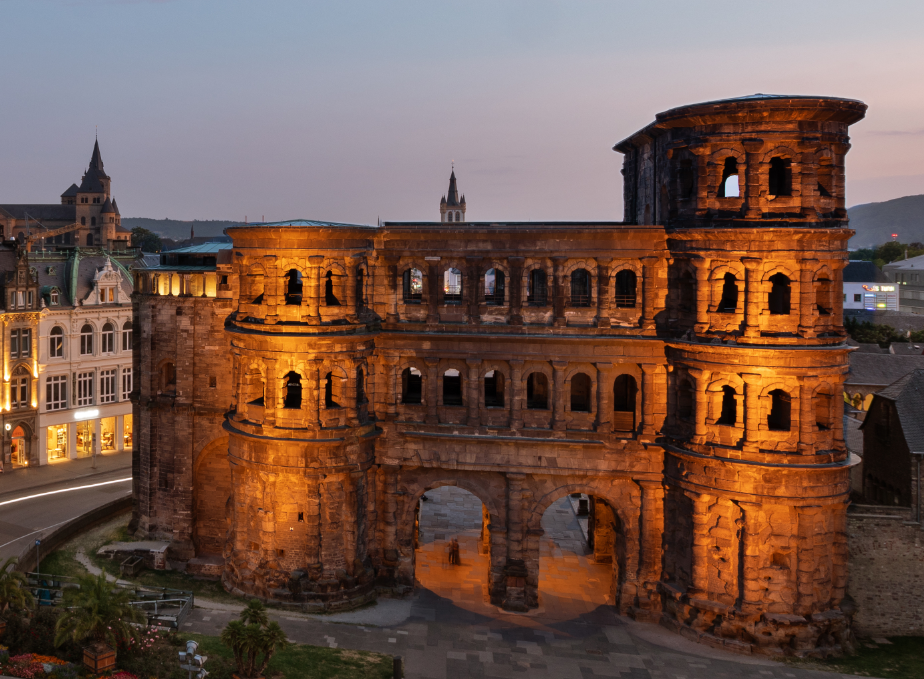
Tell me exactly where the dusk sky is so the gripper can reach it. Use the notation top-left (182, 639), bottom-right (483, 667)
top-left (2, 0), bottom-right (922, 224)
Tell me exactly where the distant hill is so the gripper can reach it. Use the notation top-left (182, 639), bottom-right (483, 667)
top-left (122, 218), bottom-right (240, 241)
top-left (848, 195), bottom-right (924, 248)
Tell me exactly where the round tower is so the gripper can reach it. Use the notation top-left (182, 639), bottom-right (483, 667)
top-left (222, 221), bottom-right (379, 608)
top-left (616, 95), bottom-right (866, 654)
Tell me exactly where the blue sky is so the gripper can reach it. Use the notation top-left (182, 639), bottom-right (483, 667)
top-left (1, 0), bottom-right (922, 223)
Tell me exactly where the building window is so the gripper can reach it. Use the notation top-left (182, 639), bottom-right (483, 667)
top-left (81, 216), bottom-right (86, 225)
top-left (11, 368), bottom-right (29, 409)
top-left (50, 326), bottom-right (64, 358)
top-left (17, 291), bottom-right (24, 308)
top-left (101, 323), bottom-right (115, 353)
top-left (443, 369), bottom-right (463, 405)
top-left (80, 324), bottom-right (93, 355)
top-left (716, 386), bottom-right (737, 426)
top-left (284, 269), bottom-right (303, 305)
top-left (100, 368), bottom-right (116, 404)
top-left (768, 273), bottom-right (791, 315)
top-left (100, 287), bottom-right (114, 303)
top-left (719, 273), bottom-right (738, 312)
top-left (122, 321), bottom-right (133, 351)
top-left (854, 293), bottom-right (862, 303)
top-left (50, 289), bottom-right (59, 305)
top-left (9, 329), bottom-right (19, 359)
top-left (324, 271), bottom-right (340, 306)
top-left (403, 268), bottom-right (423, 302)
top-left (76, 372), bottom-right (94, 406)
top-left (161, 362), bottom-right (176, 393)
top-left (90, 217), bottom-right (96, 227)
top-left (323, 372), bottom-right (340, 408)
top-left (484, 370), bottom-right (505, 407)
top-left (401, 367), bottom-right (422, 404)
top-left (614, 270), bottom-right (637, 308)
top-left (768, 157), bottom-right (792, 197)
top-left (526, 372), bottom-right (549, 410)
top-left (46, 375), bottom-right (67, 411)
top-left (27, 290), bottom-right (33, 308)
top-left (767, 389), bottom-right (791, 431)
top-left (484, 269), bottom-right (505, 305)
top-left (527, 269), bottom-right (548, 306)
top-left (678, 379), bottom-right (694, 421)
top-left (613, 374), bottom-right (637, 432)
top-left (570, 373), bottom-right (592, 412)
top-left (570, 269), bottom-right (591, 307)
top-left (443, 268), bottom-right (462, 302)
top-left (122, 368), bottom-right (133, 400)
top-left (717, 157), bottom-right (740, 198)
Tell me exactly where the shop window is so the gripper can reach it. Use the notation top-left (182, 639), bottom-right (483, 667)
top-left (767, 389), bottom-right (791, 431)
top-left (526, 373), bottom-right (549, 410)
top-left (527, 269), bottom-right (548, 306)
top-left (123, 414), bottom-right (133, 449)
top-left (80, 324), bottom-right (94, 355)
top-left (284, 269), bottom-right (303, 305)
top-left (769, 273), bottom-right (791, 315)
top-left (101, 323), bottom-right (115, 353)
top-left (719, 273), bottom-right (738, 312)
top-left (283, 371), bottom-right (303, 409)
top-left (403, 268), bottom-right (423, 302)
top-left (570, 269), bottom-right (591, 307)
top-left (613, 374), bottom-right (637, 431)
top-left (324, 372), bottom-right (340, 408)
top-left (678, 379), bottom-right (694, 421)
top-left (570, 373), bottom-right (591, 412)
top-left (484, 370), bottom-right (505, 407)
top-left (717, 157), bottom-right (739, 198)
top-left (122, 321), bottom-right (133, 351)
top-left (50, 326), bottom-right (64, 358)
top-left (768, 157), bottom-right (792, 196)
top-left (443, 268), bottom-right (462, 302)
top-left (47, 424), bottom-right (68, 461)
top-left (717, 386), bottom-right (737, 426)
top-left (614, 270), bottom-right (637, 308)
top-left (76, 420), bottom-right (92, 458)
top-left (816, 278), bottom-right (833, 315)
top-left (100, 368), bottom-right (116, 404)
top-left (484, 269), bottom-right (505, 305)
top-left (101, 417), bottom-right (116, 452)
top-left (46, 375), bottom-right (67, 411)
top-left (401, 368), bottom-right (422, 405)
top-left (443, 369), bottom-right (463, 405)
top-left (324, 271), bottom-right (340, 306)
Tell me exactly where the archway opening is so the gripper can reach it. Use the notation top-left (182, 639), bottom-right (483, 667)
top-left (413, 485), bottom-right (489, 608)
top-left (719, 273), bottom-right (738, 312)
top-left (10, 425), bottom-right (27, 467)
top-left (537, 493), bottom-right (620, 616)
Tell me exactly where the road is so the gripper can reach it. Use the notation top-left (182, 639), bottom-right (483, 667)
top-left (0, 453), bottom-right (132, 566)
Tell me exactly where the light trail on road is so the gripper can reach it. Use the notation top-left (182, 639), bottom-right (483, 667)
top-left (0, 477), bottom-right (132, 507)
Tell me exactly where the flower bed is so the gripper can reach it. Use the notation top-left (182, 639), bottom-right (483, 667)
top-left (0, 652), bottom-right (76, 678)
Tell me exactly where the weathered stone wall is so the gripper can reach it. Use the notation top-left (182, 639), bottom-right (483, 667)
top-left (848, 506), bottom-right (924, 636)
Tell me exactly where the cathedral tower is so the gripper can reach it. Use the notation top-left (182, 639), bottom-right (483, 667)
top-left (439, 169), bottom-right (466, 223)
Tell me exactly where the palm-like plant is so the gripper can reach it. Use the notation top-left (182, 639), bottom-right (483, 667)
top-left (0, 556), bottom-right (33, 612)
top-left (220, 600), bottom-right (289, 678)
top-left (53, 572), bottom-right (144, 649)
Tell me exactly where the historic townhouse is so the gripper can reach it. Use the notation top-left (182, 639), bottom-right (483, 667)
top-left (134, 95), bottom-right (865, 656)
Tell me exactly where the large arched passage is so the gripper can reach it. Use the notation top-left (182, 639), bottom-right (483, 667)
top-left (193, 437), bottom-right (231, 556)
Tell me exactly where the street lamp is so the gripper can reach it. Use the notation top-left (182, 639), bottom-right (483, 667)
top-left (178, 640), bottom-right (208, 679)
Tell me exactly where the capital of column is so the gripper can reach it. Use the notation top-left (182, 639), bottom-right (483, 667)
top-left (466, 358), bottom-right (483, 367)
top-left (551, 361), bottom-right (568, 371)
top-left (742, 257), bottom-right (761, 270)
top-left (424, 357), bottom-right (440, 368)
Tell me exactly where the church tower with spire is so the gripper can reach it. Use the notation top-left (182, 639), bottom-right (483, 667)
top-left (439, 168), bottom-right (466, 223)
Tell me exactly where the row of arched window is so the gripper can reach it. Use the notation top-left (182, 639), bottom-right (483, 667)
top-left (48, 321), bottom-right (132, 358)
top-left (677, 152), bottom-right (834, 202)
top-left (235, 368), bottom-right (367, 412)
top-left (676, 270), bottom-right (834, 316)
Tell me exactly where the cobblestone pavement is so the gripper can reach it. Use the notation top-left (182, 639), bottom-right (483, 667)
top-left (182, 486), bottom-right (873, 679)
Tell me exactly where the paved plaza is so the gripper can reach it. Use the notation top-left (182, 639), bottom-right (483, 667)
top-left (182, 486), bottom-right (873, 678)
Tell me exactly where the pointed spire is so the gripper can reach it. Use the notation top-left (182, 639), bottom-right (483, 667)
top-left (89, 138), bottom-right (104, 172)
top-left (446, 169), bottom-right (460, 206)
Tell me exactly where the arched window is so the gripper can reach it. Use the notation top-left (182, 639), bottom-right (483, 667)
top-left (816, 390), bottom-right (832, 430)
top-left (324, 372), bottom-right (340, 408)
top-left (448, 212), bottom-right (454, 223)
top-left (484, 370), bottom-right (504, 407)
top-left (717, 157), bottom-right (739, 198)
top-left (614, 270), bottom-right (637, 308)
top-left (679, 271), bottom-right (694, 312)
top-left (249, 267), bottom-right (265, 304)
top-left (719, 273), bottom-right (738, 312)
top-left (527, 269), bottom-right (548, 306)
top-left (717, 386), bottom-right (737, 426)
top-left (101, 323), bottom-right (114, 353)
top-left (356, 269), bottom-right (365, 310)
top-left (443, 369), bottom-right (463, 405)
top-left (678, 379), bottom-right (694, 421)
top-left (11, 365), bottom-right (30, 409)
top-left (284, 269), bottom-right (302, 305)
top-left (80, 216), bottom-right (86, 226)
top-left (122, 321), bottom-right (133, 351)
top-left (50, 289), bottom-right (59, 305)
top-left (161, 362), bottom-right (176, 392)
top-left (767, 389), bottom-right (791, 431)
top-left (283, 372), bottom-right (302, 409)
top-left (325, 271), bottom-right (340, 306)
top-left (769, 273), bottom-right (791, 315)
top-left (570, 269), bottom-right (591, 307)
top-left (768, 157), bottom-right (792, 196)
top-left (526, 373), bottom-right (548, 409)
top-left (401, 368), bottom-right (422, 404)
top-left (678, 158), bottom-right (695, 200)
top-left (817, 160), bottom-right (834, 198)
top-left (80, 324), bottom-right (93, 355)
top-left (816, 277), bottom-right (833, 315)
top-left (49, 326), bottom-right (65, 359)
top-left (356, 367), bottom-right (366, 405)
top-left (613, 374), bottom-right (637, 431)
top-left (570, 373), bottom-right (591, 412)
top-left (443, 268), bottom-right (462, 302)
top-left (87, 233), bottom-right (94, 246)
top-left (484, 269), bottom-right (505, 305)
top-left (403, 268), bottom-right (423, 302)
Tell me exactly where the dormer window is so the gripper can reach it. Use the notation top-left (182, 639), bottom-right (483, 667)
top-left (101, 287), bottom-right (114, 303)
top-left (16, 291), bottom-right (24, 308)
top-left (50, 289), bottom-right (59, 305)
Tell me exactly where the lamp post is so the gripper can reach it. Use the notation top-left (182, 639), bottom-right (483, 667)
top-left (179, 640), bottom-right (208, 679)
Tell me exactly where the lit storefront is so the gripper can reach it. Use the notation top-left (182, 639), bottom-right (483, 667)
top-left (38, 404), bottom-right (133, 465)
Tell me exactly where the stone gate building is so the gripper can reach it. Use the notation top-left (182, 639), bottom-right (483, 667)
top-left (132, 94), bottom-right (866, 656)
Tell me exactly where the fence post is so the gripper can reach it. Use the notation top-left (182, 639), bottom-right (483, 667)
top-left (393, 655), bottom-right (403, 679)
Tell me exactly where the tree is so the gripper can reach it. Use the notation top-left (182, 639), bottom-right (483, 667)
top-left (131, 227), bottom-right (163, 253)
top-left (220, 600), bottom-right (289, 678)
top-left (54, 572), bottom-right (145, 649)
top-left (0, 556), bottom-right (33, 612)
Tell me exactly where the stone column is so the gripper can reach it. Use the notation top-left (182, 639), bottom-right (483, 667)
top-left (180, 274), bottom-right (191, 297)
top-left (382, 355), bottom-right (397, 420)
top-left (384, 257), bottom-right (399, 323)
top-left (344, 260), bottom-right (357, 314)
top-left (693, 258), bottom-right (711, 334)
top-left (799, 259), bottom-right (818, 338)
top-left (641, 256), bottom-right (659, 330)
top-left (743, 138), bottom-right (765, 220)
top-left (597, 261), bottom-right (610, 328)
top-left (305, 476), bottom-right (322, 579)
top-left (640, 363), bottom-right (662, 438)
top-left (425, 357), bottom-right (439, 425)
top-left (688, 367), bottom-right (709, 444)
top-left (503, 472), bottom-right (530, 611)
top-left (309, 358), bottom-right (322, 427)
top-left (595, 362), bottom-right (612, 432)
top-left (508, 256), bottom-right (524, 325)
top-left (638, 480), bottom-right (665, 616)
top-left (738, 501), bottom-right (763, 613)
top-left (798, 375), bottom-right (817, 455)
top-left (552, 257), bottom-right (566, 326)
top-left (426, 258), bottom-right (440, 324)
top-left (466, 358), bottom-right (481, 427)
top-left (742, 373), bottom-right (762, 453)
top-left (263, 255), bottom-right (278, 322)
top-left (832, 261), bottom-right (847, 334)
top-left (689, 492), bottom-right (713, 599)
top-left (552, 360), bottom-right (567, 431)
top-left (307, 255), bottom-right (322, 322)
top-left (264, 358), bottom-right (277, 427)
top-left (467, 256), bottom-right (482, 325)
top-left (381, 466), bottom-right (399, 576)
top-left (509, 359), bottom-right (524, 429)
top-left (743, 257), bottom-right (762, 338)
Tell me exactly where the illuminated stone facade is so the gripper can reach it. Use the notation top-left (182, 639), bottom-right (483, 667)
top-left (132, 95), bottom-right (866, 656)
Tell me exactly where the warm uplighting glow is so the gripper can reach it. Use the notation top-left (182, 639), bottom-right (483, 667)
top-left (73, 408), bottom-right (100, 420)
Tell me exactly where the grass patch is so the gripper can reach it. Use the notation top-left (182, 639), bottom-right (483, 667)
top-left (184, 632), bottom-right (393, 679)
top-left (787, 636), bottom-right (924, 679)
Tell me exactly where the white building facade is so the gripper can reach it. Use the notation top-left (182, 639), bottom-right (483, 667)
top-left (843, 260), bottom-right (898, 311)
